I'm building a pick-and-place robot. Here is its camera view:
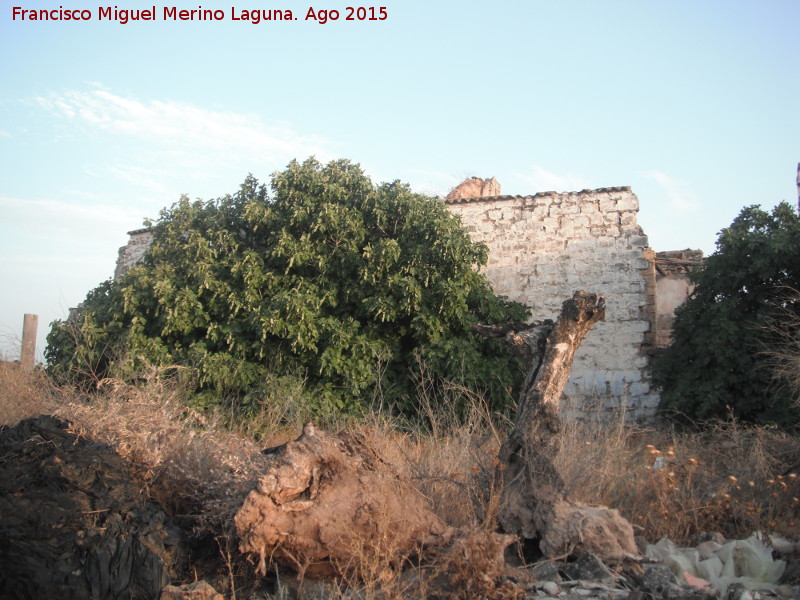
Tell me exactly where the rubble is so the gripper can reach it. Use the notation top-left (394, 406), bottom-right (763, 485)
top-left (520, 534), bottom-right (799, 600)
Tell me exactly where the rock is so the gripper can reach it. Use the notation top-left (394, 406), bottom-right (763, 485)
top-left (726, 582), bottom-right (752, 600)
top-left (697, 541), bottom-right (723, 560)
top-left (160, 580), bottom-right (224, 600)
top-left (769, 535), bottom-right (796, 557)
top-left (535, 500), bottom-right (638, 563)
top-left (542, 581), bottom-right (561, 595)
top-left (640, 565), bottom-right (680, 596)
top-left (0, 415), bottom-right (187, 599)
top-left (692, 532), bottom-right (727, 546)
top-left (562, 552), bottom-right (617, 584)
top-left (530, 561), bottom-right (562, 582)
top-left (781, 557), bottom-right (800, 583)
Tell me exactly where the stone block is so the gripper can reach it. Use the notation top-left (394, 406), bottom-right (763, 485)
top-left (560, 202), bottom-right (580, 215)
top-left (568, 214), bottom-right (588, 228)
top-left (615, 193), bottom-right (639, 212)
top-left (585, 210), bottom-right (605, 226)
top-left (598, 198), bottom-right (617, 212)
top-left (542, 217), bottom-right (559, 231)
top-left (636, 394), bottom-right (661, 412)
top-left (532, 205), bottom-right (549, 219)
top-left (608, 377), bottom-right (631, 397)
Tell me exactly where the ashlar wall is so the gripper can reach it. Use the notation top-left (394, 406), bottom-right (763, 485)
top-left (114, 228), bottom-right (153, 281)
top-left (445, 187), bottom-right (661, 420)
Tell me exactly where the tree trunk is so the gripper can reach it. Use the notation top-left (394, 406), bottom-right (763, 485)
top-left (496, 291), bottom-right (605, 536)
top-left (476, 291), bottom-right (637, 561)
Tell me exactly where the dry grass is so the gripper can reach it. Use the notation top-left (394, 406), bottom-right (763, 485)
top-left (401, 381), bottom-right (509, 529)
top-left (0, 363), bottom-right (272, 538)
top-left (554, 413), bottom-right (800, 544)
top-left (0, 362), bottom-right (61, 425)
top-left (61, 371), bottom-right (273, 533)
top-left (2, 363), bottom-right (800, 597)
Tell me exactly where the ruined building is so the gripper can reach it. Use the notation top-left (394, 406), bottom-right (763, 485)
top-left (443, 177), bottom-right (701, 420)
top-left (115, 177), bottom-right (701, 420)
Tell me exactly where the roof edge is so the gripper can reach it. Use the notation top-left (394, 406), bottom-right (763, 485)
top-left (441, 186), bottom-right (632, 204)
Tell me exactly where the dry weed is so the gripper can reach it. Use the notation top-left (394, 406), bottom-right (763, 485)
top-left (554, 416), bottom-right (800, 543)
top-left (406, 380), bottom-right (509, 528)
top-left (56, 370), bottom-right (271, 534)
top-left (0, 362), bottom-right (60, 426)
top-left (6, 354), bottom-right (800, 596)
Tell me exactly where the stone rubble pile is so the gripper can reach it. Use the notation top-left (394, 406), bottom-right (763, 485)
top-left (521, 535), bottom-right (799, 600)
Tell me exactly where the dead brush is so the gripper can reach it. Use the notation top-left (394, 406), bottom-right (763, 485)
top-left (333, 487), bottom-right (425, 600)
top-left (423, 527), bottom-right (522, 600)
top-left (54, 367), bottom-right (271, 534)
top-left (554, 416), bottom-right (800, 544)
top-left (406, 378), bottom-right (510, 528)
top-left (0, 361), bottom-right (60, 427)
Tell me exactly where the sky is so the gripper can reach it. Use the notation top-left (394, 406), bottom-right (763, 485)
top-left (1, 0), bottom-right (798, 362)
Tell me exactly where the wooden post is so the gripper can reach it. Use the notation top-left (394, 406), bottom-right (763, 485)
top-left (20, 314), bottom-right (38, 372)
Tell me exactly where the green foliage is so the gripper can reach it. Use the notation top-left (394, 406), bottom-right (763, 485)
top-left (652, 202), bottom-right (800, 426)
top-left (47, 158), bottom-right (529, 416)
top-left (46, 281), bottom-right (131, 389)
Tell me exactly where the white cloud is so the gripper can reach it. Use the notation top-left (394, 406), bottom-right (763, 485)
top-left (644, 170), bottom-right (699, 215)
top-left (107, 164), bottom-right (174, 197)
top-left (35, 88), bottom-right (335, 178)
top-left (512, 166), bottom-right (592, 194)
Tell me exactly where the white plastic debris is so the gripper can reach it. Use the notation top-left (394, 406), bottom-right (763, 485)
top-left (645, 535), bottom-right (786, 597)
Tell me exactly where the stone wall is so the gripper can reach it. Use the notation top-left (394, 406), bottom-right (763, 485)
top-left (444, 187), bottom-right (662, 420)
top-left (114, 228), bottom-right (153, 281)
top-left (651, 250), bottom-right (702, 349)
top-left (445, 176), bottom-right (501, 201)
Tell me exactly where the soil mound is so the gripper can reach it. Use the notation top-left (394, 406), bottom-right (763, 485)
top-left (0, 414), bottom-right (186, 599)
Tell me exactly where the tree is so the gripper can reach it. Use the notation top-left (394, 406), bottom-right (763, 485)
top-left (652, 202), bottom-right (800, 426)
top-left (47, 158), bottom-right (529, 415)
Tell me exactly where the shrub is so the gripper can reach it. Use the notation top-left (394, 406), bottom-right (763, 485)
top-left (47, 158), bottom-right (528, 417)
top-left (652, 202), bottom-right (800, 426)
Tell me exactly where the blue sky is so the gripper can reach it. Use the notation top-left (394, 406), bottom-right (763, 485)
top-left (1, 0), bottom-right (798, 361)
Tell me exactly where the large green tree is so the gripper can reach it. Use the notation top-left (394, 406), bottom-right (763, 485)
top-left (47, 158), bottom-right (528, 415)
top-left (652, 202), bottom-right (800, 426)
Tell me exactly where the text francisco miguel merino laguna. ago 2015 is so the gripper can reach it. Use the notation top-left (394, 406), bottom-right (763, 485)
top-left (10, 5), bottom-right (389, 24)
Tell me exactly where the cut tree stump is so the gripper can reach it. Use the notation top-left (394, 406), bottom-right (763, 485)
top-left (234, 422), bottom-right (449, 580)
